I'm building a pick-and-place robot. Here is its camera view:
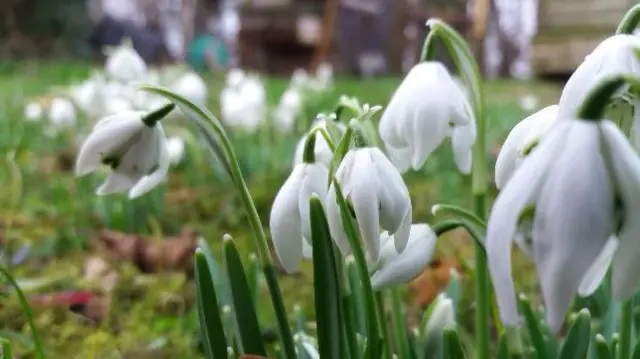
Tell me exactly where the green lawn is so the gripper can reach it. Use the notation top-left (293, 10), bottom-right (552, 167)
top-left (0, 60), bottom-right (562, 358)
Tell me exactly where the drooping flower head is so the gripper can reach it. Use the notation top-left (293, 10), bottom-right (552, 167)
top-left (379, 62), bottom-right (476, 174)
top-left (487, 115), bottom-right (640, 331)
top-left (75, 105), bottom-right (174, 199)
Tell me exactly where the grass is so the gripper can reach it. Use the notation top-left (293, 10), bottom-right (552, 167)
top-left (0, 60), bottom-right (562, 358)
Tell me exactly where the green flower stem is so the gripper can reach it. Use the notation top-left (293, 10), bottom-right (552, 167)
top-left (0, 267), bottom-right (45, 359)
top-left (138, 86), bottom-right (297, 359)
top-left (618, 298), bottom-right (633, 359)
top-left (421, 19), bottom-right (491, 359)
top-left (376, 291), bottom-right (393, 359)
top-left (616, 4), bottom-right (640, 35)
top-left (390, 288), bottom-right (411, 359)
top-left (141, 102), bottom-right (176, 127)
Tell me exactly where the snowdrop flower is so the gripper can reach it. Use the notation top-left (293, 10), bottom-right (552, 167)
top-left (293, 118), bottom-right (346, 167)
top-left (487, 116), bottom-right (640, 331)
top-left (172, 72), bottom-right (208, 105)
top-left (48, 97), bottom-right (77, 129)
top-left (291, 68), bottom-right (311, 89)
top-left (104, 38), bottom-right (147, 83)
top-left (371, 224), bottom-right (436, 290)
top-left (273, 87), bottom-right (303, 133)
top-left (495, 105), bottom-right (559, 189)
top-left (104, 97), bottom-right (133, 116)
top-left (518, 94), bottom-right (539, 112)
top-left (327, 147), bottom-right (412, 262)
top-left (314, 62), bottom-right (333, 91)
top-left (226, 68), bottom-right (246, 88)
top-left (379, 62), bottom-right (476, 174)
top-left (166, 136), bottom-right (185, 166)
top-left (295, 333), bottom-right (319, 359)
top-left (423, 293), bottom-right (455, 342)
top-left (269, 160), bottom-right (329, 273)
top-left (75, 105), bottom-right (174, 199)
top-left (24, 102), bottom-right (43, 121)
top-left (558, 34), bottom-right (640, 119)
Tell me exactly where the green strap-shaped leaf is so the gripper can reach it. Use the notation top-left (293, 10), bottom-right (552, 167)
top-left (518, 295), bottom-right (549, 359)
top-left (198, 238), bottom-right (233, 306)
top-left (442, 327), bottom-right (467, 359)
top-left (559, 309), bottom-right (591, 359)
top-left (1, 338), bottom-right (12, 359)
top-left (616, 4), bottom-right (640, 35)
top-left (310, 195), bottom-right (344, 359)
top-left (328, 127), bottom-right (353, 184)
top-left (194, 249), bottom-right (228, 359)
top-left (631, 337), bottom-right (640, 359)
top-left (594, 334), bottom-right (612, 359)
top-left (224, 236), bottom-right (267, 356)
top-left (332, 179), bottom-right (381, 358)
top-left (390, 288), bottom-right (412, 359)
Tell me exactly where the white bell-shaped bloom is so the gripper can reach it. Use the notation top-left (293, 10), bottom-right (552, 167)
top-left (75, 110), bottom-right (170, 199)
top-left (273, 87), bottom-right (303, 133)
top-left (104, 39), bottom-right (147, 83)
top-left (226, 68), bottom-right (246, 88)
top-left (422, 293), bottom-right (456, 342)
top-left (269, 162), bottom-right (329, 273)
top-left (558, 34), bottom-right (640, 119)
top-left (172, 72), bottom-right (208, 105)
top-left (241, 75), bottom-right (267, 129)
top-left (293, 119), bottom-right (346, 167)
top-left (371, 224), bottom-right (436, 290)
top-left (291, 68), bottom-right (311, 90)
top-left (48, 97), bottom-right (77, 129)
top-left (24, 102), bottom-right (43, 121)
top-left (166, 136), bottom-right (186, 166)
top-left (314, 62), bottom-right (334, 92)
top-left (487, 117), bottom-right (640, 331)
top-left (495, 105), bottom-right (559, 189)
top-left (104, 96), bottom-right (134, 116)
top-left (326, 147), bottom-right (412, 262)
top-left (379, 62), bottom-right (476, 174)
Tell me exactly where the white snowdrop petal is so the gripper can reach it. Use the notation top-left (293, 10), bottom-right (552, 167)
top-left (302, 237), bottom-right (313, 259)
top-left (599, 121), bottom-right (640, 300)
top-left (486, 121), bottom-right (569, 327)
top-left (495, 109), bottom-right (542, 189)
top-left (97, 171), bottom-right (137, 195)
top-left (297, 163), bottom-right (329, 241)
top-left (371, 224), bottom-right (436, 290)
top-left (410, 106), bottom-right (448, 170)
top-left (350, 153), bottom-right (381, 262)
top-left (578, 236), bottom-right (619, 297)
top-left (451, 122), bottom-right (475, 174)
top-left (532, 122), bottom-right (613, 332)
top-left (269, 166), bottom-right (305, 273)
top-left (75, 112), bottom-right (145, 176)
top-left (326, 185), bottom-right (352, 255)
top-left (370, 149), bottom-right (411, 234)
top-left (128, 128), bottom-right (170, 199)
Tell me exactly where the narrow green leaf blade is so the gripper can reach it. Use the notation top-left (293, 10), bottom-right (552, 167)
top-left (616, 4), bottom-right (640, 34)
top-left (194, 249), bottom-right (228, 359)
top-left (518, 295), bottom-right (548, 359)
top-left (594, 334), bottom-right (612, 359)
top-left (1, 338), bottom-right (13, 359)
top-left (559, 309), bottom-right (591, 359)
top-left (224, 236), bottom-right (267, 356)
top-left (442, 327), bottom-right (467, 359)
top-left (310, 195), bottom-right (343, 359)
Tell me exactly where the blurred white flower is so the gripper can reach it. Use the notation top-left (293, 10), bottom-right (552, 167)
top-left (220, 74), bottom-right (266, 132)
top-left (558, 34), bottom-right (640, 119)
top-left (166, 136), bottom-right (185, 166)
top-left (327, 147), bottom-right (412, 262)
top-left (487, 117), bottom-right (640, 331)
top-left (518, 94), bottom-right (539, 112)
top-left (104, 38), bottom-right (147, 83)
top-left (24, 102), bottom-right (43, 121)
top-left (172, 72), bottom-right (208, 106)
top-left (421, 293), bottom-right (456, 349)
top-left (75, 109), bottom-right (171, 199)
top-left (273, 87), bottom-right (303, 133)
top-left (291, 68), bottom-right (311, 89)
top-left (270, 162), bottom-right (329, 273)
top-left (314, 62), bottom-right (334, 91)
top-left (379, 62), bottom-right (476, 174)
top-left (104, 97), bottom-right (134, 116)
top-left (371, 224), bottom-right (436, 290)
top-left (495, 105), bottom-right (559, 189)
top-left (226, 68), bottom-right (246, 88)
top-left (48, 97), bottom-right (77, 129)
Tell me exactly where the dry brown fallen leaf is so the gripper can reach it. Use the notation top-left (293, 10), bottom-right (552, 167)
top-left (97, 228), bottom-right (198, 274)
top-left (408, 257), bottom-right (461, 309)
